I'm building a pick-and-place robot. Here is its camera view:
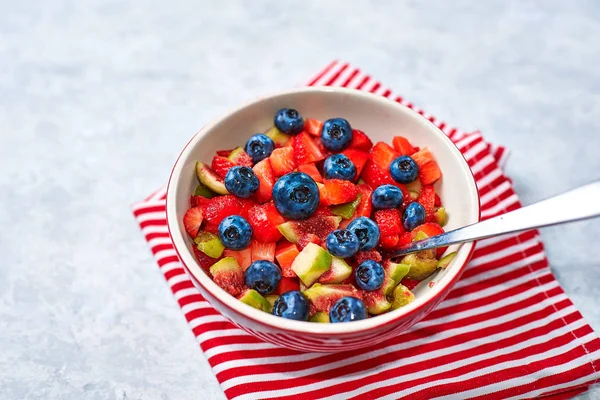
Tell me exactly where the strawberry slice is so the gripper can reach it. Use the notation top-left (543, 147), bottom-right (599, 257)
top-left (342, 148), bottom-right (369, 177)
top-left (193, 246), bottom-right (221, 273)
top-left (246, 202), bottom-right (285, 243)
top-left (297, 163), bottom-right (323, 183)
top-left (190, 195), bottom-right (210, 208)
top-left (411, 147), bottom-right (442, 185)
top-left (216, 149), bottom-right (234, 157)
top-left (339, 184), bottom-right (373, 229)
top-left (269, 147), bottom-right (295, 177)
top-left (398, 231), bottom-right (413, 247)
top-left (183, 207), bottom-right (204, 237)
top-left (374, 209), bottom-right (404, 249)
top-left (211, 156), bottom-right (236, 179)
top-left (392, 136), bottom-right (417, 156)
top-left (201, 195), bottom-right (242, 233)
top-left (321, 179), bottom-right (359, 206)
top-left (297, 233), bottom-right (323, 249)
top-left (274, 277), bottom-right (301, 295)
top-left (401, 278), bottom-right (420, 290)
top-left (354, 249), bottom-right (382, 265)
top-left (370, 141), bottom-right (400, 171)
top-left (361, 159), bottom-right (396, 189)
top-left (293, 132), bottom-right (325, 165)
top-left (304, 118), bottom-right (324, 137)
top-left (275, 241), bottom-right (300, 278)
top-left (435, 193), bottom-right (442, 207)
top-left (418, 185), bottom-right (436, 221)
top-left (251, 240), bottom-right (276, 262)
top-left (253, 158), bottom-right (275, 203)
top-left (349, 129), bottom-right (373, 151)
top-left (411, 222), bottom-right (444, 239)
top-left (223, 248), bottom-right (252, 271)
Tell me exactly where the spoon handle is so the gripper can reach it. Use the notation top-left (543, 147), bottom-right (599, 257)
top-left (390, 179), bottom-right (600, 257)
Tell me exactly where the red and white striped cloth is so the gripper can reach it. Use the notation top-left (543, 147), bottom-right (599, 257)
top-left (132, 61), bottom-right (600, 399)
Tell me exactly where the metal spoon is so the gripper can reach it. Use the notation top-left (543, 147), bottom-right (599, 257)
top-left (390, 179), bottom-right (600, 257)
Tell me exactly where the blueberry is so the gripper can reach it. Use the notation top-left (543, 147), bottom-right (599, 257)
top-left (354, 260), bottom-right (385, 291)
top-left (323, 154), bottom-right (356, 181)
top-left (272, 172), bottom-right (320, 220)
top-left (224, 166), bottom-right (259, 198)
top-left (403, 202), bottom-right (426, 231)
top-left (244, 260), bottom-right (282, 295)
top-left (329, 297), bottom-right (367, 323)
top-left (218, 215), bottom-right (253, 250)
top-left (272, 291), bottom-right (310, 321)
top-left (274, 108), bottom-right (304, 135)
top-left (245, 134), bottom-right (275, 163)
top-left (390, 156), bottom-right (419, 184)
top-left (347, 217), bottom-right (380, 251)
top-left (326, 229), bottom-right (360, 258)
top-left (372, 184), bottom-right (403, 209)
top-left (321, 118), bottom-right (353, 151)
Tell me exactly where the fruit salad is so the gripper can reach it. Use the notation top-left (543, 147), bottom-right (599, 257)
top-left (182, 108), bottom-right (456, 323)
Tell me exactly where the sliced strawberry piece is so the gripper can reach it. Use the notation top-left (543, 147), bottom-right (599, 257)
top-left (190, 195), bottom-right (210, 208)
top-left (411, 147), bottom-right (436, 167)
top-left (398, 231), bottom-right (413, 247)
top-left (361, 159), bottom-right (396, 189)
top-left (229, 149), bottom-right (253, 167)
top-left (216, 149), bottom-right (234, 157)
top-left (251, 240), bottom-right (276, 262)
top-left (321, 179), bottom-right (359, 206)
top-left (411, 222), bottom-right (444, 239)
top-left (374, 209), bottom-right (403, 249)
top-left (269, 147), bottom-right (295, 177)
top-left (252, 158), bottom-right (275, 203)
top-left (401, 278), bottom-right (420, 290)
top-left (304, 119), bottom-right (324, 137)
top-left (419, 160), bottom-right (442, 185)
top-left (349, 129), bottom-right (373, 151)
top-left (434, 193), bottom-right (442, 207)
top-left (274, 277), bottom-right (301, 295)
top-left (293, 132), bottom-right (325, 165)
top-left (275, 241), bottom-right (300, 278)
top-left (379, 235), bottom-right (399, 249)
top-left (237, 198), bottom-right (255, 220)
top-left (356, 184), bottom-right (373, 217)
top-left (298, 163), bottom-right (323, 183)
top-left (370, 141), bottom-right (400, 171)
top-left (183, 207), bottom-right (204, 237)
top-left (211, 156), bottom-right (236, 179)
top-left (246, 202), bottom-right (285, 243)
top-left (223, 248), bottom-right (252, 271)
top-left (201, 195), bottom-right (242, 233)
top-left (342, 148), bottom-right (369, 177)
top-left (392, 136), bottom-right (417, 156)
top-left (418, 185), bottom-right (436, 221)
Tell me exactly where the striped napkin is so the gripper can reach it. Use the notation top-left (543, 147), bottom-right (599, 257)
top-left (132, 61), bottom-right (600, 400)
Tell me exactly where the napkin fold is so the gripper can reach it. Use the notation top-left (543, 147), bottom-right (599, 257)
top-left (132, 61), bottom-right (600, 400)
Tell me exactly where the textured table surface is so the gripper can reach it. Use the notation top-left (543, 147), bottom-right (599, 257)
top-left (1, 1), bottom-right (600, 399)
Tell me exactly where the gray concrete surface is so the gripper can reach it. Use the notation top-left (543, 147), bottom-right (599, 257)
top-left (1, 0), bottom-right (599, 399)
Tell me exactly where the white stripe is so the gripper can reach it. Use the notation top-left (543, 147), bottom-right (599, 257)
top-left (387, 332), bottom-right (598, 400)
top-left (466, 237), bottom-right (540, 269)
top-left (481, 194), bottom-right (520, 218)
top-left (469, 154), bottom-right (496, 175)
top-left (153, 248), bottom-right (178, 261)
top-left (329, 66), bottom-right (356, 87)
top-left (351, 73), bottom-right (370, 89)
top-left (180, 300), bottom-right (213, 315)
top-left (313, 61), bottom-right (345, 86)
top-left (132, 200), bottom-right (166, 212)
top-left (148, 236), bottom-right (174, 248)
top-left (455, 133), bottom-right (482, 150)
top-left (437, 269), bottom-right (552, 311)
top-left (160, 261), bottom-right (182, 274)
top-left (148, 187), bottom-right (168, 201)
top-left (433, 344), bottom-right (600, 400)
top-left (364, 80), bottom-right (380, 92)
top-left (188, 314), bottom-right (229, 330)
top-left (212, 352), bottom-right (324, 375)
top-left (136, 211), bottom-right (169, 223)
top-left (462, 141), bottom-right (489, 162)
top-left (476, 167), bottom-right (503, 190)
top-left (204, 342), bottom-right (279, 360)
top-left (173, 287), bottom-right (201, 300)
top-left (167, 272), bottom-right (191, 287)
top-left (505, 372), bottom-right (600, 400)
top-left (480, 180), bottom-right (512, 206)
top-left (229, 303), bottom-right (576, 398)
top-left (196, 328), bottom-right (248, 344)
top-left (454, 251), bottom-right (546, 289)
top-left (141, 224), bottom-right (169, 235)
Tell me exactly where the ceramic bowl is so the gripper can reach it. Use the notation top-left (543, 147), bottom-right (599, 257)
top-left (166, 87), bottom-right (480, 352)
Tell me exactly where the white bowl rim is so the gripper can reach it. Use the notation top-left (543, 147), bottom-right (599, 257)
top-left (166, 86), bottom-right (480, 335)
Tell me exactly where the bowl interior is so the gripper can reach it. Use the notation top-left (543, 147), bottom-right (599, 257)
top-left (167, 87), bottom-right (479, 334)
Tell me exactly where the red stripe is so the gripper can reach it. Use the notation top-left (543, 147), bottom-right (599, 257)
top-left (381, 89), bottom-right (392, 97)
top-left (306, 60), bottom-right (338, 86)
top-left (323, 63), bottom-right (349, 86)
top-left (369, 82), bottom-right (381, 93)
top-left (340, 68), bottom-right (360, 87)
top-left (133, 204), bottom-right (166, 217)
top-left (355, 75), bottom-right (370, 90)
